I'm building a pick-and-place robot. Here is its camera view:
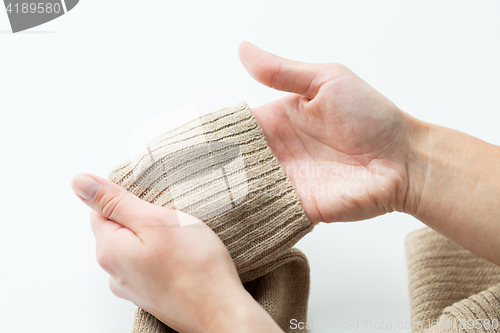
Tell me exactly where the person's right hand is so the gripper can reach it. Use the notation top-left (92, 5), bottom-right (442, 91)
top-left (71, 174), bottom-right (283, 333)
top-left (239, 42), bottom-right (423, 223)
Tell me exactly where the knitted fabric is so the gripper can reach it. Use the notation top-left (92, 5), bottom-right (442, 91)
top-left (243, 248), bottom-right (310, 329)
top-left (405, 227), bottom-right (500, 333)
top-left (109, 102), bottom-right (314, 333)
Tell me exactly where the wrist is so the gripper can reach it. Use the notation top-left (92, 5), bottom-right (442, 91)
top-left (206, 289), bottom-right (283, 333)
top-left (402, 113), bottom-right (432, 217)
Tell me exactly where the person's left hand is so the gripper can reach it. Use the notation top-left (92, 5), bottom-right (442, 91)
top-left (71, 174), bottom-right (282, 333)
top-left (239, 42), bottom-right (415, 223)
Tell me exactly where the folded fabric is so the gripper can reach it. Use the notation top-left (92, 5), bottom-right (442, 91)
top-left (109, 102), bottom-right (314, 332)
top-left (406, 227), bottom-right (500, 333)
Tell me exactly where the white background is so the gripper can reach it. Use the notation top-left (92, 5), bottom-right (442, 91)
top-left (1, 1), bottom-right (500, 332)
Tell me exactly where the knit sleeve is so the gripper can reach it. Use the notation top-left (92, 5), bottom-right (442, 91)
top-left (109, 101), bottom-right (314, 274)
top-left (405, 227), bottom-right (500, 333)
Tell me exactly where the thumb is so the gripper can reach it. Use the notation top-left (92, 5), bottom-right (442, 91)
top-left (238, 41), bottom-right (333, 99)
top-left (71, 173), bottom-right (163, 230)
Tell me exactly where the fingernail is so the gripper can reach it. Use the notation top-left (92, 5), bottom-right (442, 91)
top-left (72, 174), bottom-right (100, 201)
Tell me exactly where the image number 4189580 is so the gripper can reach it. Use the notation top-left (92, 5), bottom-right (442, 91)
top-left (3, 0), bottom-right (79, 33)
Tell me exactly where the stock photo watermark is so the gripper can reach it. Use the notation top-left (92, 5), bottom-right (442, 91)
top-left (3, 0), bottom-right (79, 33)
top-left (290, 318), bottom-right (500, 331)
top-left (282, 162), bottom-right (383, 199)
top-left (127, 105), bottom-right (384, 228)
top-left (128, 105), bottom-right (249, 227)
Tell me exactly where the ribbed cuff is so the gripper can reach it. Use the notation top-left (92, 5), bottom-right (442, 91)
top-left (440, 286), bottom-right (500, 332)
top-left (243, 248), bottom-right (310, 333)
top-left (405, 227), bottom-right (500, 333)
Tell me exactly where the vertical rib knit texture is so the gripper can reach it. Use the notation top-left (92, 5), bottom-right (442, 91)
top-left (406, 227), bottom-right (500, 333)
top-left (109, 102), bottom-right (314, 333)
top-left (243, 248), bottom-right (310, 332)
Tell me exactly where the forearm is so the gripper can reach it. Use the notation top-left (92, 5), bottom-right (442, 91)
top-left (406, 117), bottom-right (500, 265)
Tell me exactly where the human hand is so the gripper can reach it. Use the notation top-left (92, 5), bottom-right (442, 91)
top-left (71, 174), bottom-right (283, 333)
top-left (239, 42), bottom-right (420, 223)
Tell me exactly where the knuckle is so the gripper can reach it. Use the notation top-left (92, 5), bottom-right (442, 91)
top-left (98, 190), bottom-right (124, 221)
top-left (270, 60), bottom-right (284, 90)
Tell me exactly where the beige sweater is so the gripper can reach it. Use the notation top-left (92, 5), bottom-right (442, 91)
top-left (406, 227), bottom-right (500, 332)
